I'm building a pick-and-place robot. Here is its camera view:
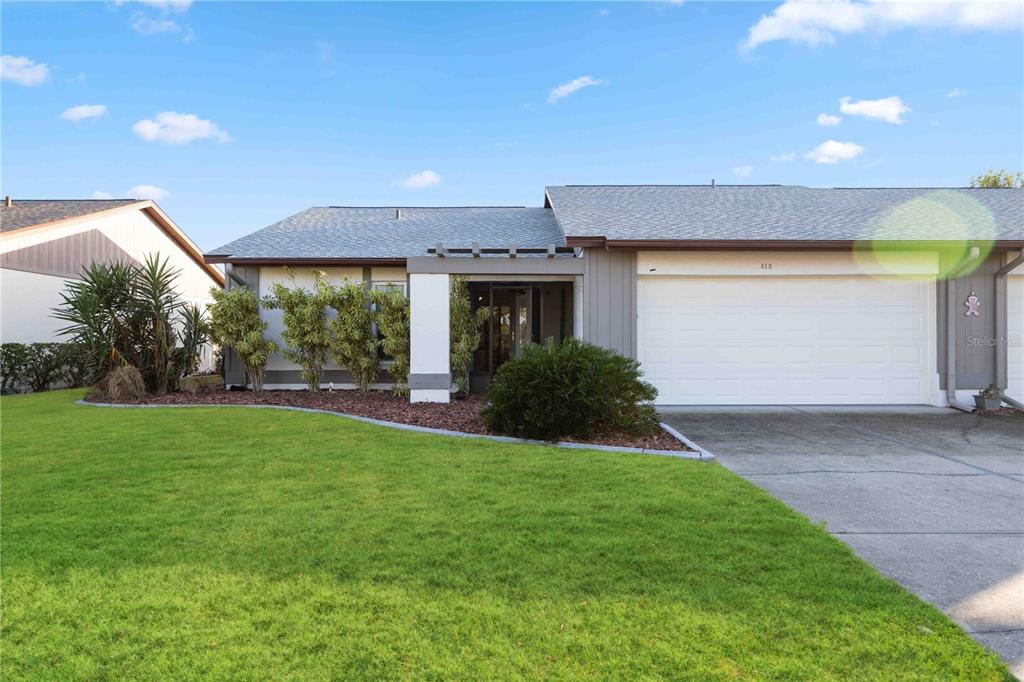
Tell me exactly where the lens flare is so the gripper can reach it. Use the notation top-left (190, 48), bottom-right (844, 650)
top-left (853, 190), bottom-right (997, 281)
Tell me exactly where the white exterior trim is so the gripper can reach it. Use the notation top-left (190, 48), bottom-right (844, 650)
top-left (637, 250), bottom-right (940, 277)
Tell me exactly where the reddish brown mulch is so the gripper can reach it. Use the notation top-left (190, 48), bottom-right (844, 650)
top-left (86, 388), bottom-right (688, 451)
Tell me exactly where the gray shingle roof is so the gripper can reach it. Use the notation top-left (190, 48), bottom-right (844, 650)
top-left (207, 207), bottom-right (566, 260)
top-left (0, 199), bottom-right (142, 233)
top-left (545, 185), bottom-right (1023, 243)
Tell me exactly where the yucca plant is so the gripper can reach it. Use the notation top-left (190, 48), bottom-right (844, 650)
top-left (53, 253), bottom-right (209, 394)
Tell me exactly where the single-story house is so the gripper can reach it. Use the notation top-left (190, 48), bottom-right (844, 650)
top-left (1, 198), bottom-right (224, 354)
top-left (205, 185), bottom-right (1023, 407)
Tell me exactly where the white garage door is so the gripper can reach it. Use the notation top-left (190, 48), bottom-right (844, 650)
top-left (638, 276), bottom-right (933, 405)
top-left (1009, 275), bottom-right (1024, 398)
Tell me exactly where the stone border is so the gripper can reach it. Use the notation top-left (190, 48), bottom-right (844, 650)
top-left (76, 400), bottom-right (713, 461)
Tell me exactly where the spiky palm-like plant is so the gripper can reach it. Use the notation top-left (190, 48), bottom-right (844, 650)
top-left (54, 253), bottom-right (209, 394)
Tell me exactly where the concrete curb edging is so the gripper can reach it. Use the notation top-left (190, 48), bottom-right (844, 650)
top-left (75, 400), bottom-right (713, 461)
top-left (658, 421), bottom-right (717, 459)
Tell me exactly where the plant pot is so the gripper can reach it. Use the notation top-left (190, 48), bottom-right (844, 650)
top-left (973, 394), bottom-right (1002, 412)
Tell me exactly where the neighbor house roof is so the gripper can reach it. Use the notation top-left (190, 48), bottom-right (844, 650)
top-left (205, 207), bottom-right (566, 262)
top-left (544, 185), bottom-right (1024, 246)
top-left (0, 199), bottom-right (141, 233)
top-left (0, 198), bottom-right (223, 286)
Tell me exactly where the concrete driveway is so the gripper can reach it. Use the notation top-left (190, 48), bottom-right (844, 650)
top-left (659, 406), bottom-right (1024, 676)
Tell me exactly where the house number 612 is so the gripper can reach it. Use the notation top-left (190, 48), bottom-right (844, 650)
top-left (761, 263), bottom-right (773, 270)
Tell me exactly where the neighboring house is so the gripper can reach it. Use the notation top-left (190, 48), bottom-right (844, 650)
top-left (0, 198), bottom-right (224, 358)
top-left (206, 185), bottom-right (1023, 406)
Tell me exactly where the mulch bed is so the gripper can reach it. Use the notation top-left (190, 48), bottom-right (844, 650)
top-left (85, 388), bottom-right (688, 451)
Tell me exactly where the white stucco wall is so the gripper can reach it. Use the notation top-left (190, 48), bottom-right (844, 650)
top-left (409, 273), bottom-right (450, 403)
top-left (0, 269), bottom-right (76, 343)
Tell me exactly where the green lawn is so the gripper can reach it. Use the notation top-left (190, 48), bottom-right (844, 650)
top-left (1, 391), bottom-right (1010, 680)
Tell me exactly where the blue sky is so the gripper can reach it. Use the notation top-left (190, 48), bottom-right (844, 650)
top-left (2, 1), bottom-right (1022, 250)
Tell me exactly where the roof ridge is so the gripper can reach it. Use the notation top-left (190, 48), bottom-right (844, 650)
top-left (557, 184), bottom-right (788, 188)
top-left (322, 205), bottom-right (535, 209)
top-left (1, 198), bottom-right (140, 203)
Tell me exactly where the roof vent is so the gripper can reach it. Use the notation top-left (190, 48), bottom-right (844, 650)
top-left (4, 196), bottom-right (11, 207)
top-left (395, 208), bottom-right (402, 220)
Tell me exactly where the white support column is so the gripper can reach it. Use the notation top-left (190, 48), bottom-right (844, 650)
top-left (409, 273), bottom-right (451, 403)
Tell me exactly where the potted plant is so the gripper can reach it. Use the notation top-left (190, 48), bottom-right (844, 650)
top-left (973, 384), bottom-right (1003, 412)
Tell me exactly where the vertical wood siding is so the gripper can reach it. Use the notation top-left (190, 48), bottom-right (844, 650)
top-left (581, 248), bottom-right (637, 358)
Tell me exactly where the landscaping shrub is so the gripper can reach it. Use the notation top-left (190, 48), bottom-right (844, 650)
top-left (482, 338), bottom-right (660, 441)
top-left (1, 343), bottom-right (31, 392)
top-left (262, 270), bottom-right (334, 391)
top-left (21, 344), bottom-right (68, 393)
top-left (53, 254), bottom-right (209, 394)
top-left (207, 286), bottom-right (276, 391)
top-left (58, 343), bottom-right (92, 388)
top-left (328, 280), bottom-right (379, 391)
top-left (0, 342), bottom-right (89, 393)
top-left (449, 276), bottom-right (489, 393)
top-left (90, 365), bottom-right (146, 403)
top-left (370, 285), bottom-right (410, 396)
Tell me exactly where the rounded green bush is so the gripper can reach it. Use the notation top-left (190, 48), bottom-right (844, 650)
top-left (482, 338), bottom-right (660, 441)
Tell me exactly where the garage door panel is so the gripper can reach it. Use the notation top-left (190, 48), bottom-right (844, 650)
top-left (638, 276), bottom-right (932, 405)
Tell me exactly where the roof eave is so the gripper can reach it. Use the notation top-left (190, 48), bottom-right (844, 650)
top-left (566, 237), bottom-right (1024, 251)
top-left (204, 256), bottom-right (408, 267)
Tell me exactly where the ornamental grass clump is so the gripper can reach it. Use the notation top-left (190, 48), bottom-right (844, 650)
top-left (482, 338), bottom-right (660, 441)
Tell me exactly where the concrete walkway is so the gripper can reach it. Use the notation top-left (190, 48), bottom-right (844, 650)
top-left (659, 406), bottom-right (1024, 677)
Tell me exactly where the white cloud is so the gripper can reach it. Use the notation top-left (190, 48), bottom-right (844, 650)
top-left (770, 152), bottom-right (796, 162)
top-left (839, 95), bottom-right (910, 124)
top-left (947, 87), bottom-right (966, 98)
top-left (1, 55), bottom-right (50, 86)
top-left (598, 8), bottom-right (610, 16)
top-left (816, 112), bottom-right (842, 127)
top-left (743, 0), bottom-right (1023, 51)
top-left (804, 139), bottom-right (865, 164)
top-left (732, 165), bottom-right (754, 178)
top-left (91, 191), bottom-right (114, 200)
top-left (117, 0), bottom-right (192, 12)
top-left (132, 111), bottom-right (231, 144)
top-left (127, 184), bottom-right (169, 201)
top-left (315, 40), bottom-right (334, 64)
top-left (136, 0), bottom-right (192, 11)
top-left (61, 104), bottom-right (108, 122)
top-left (548, 75), bottom-right (603, 104)
top-left (131, 15), bottom-right (181, 35)
top-left (398, 170), bottom-right (441, 189)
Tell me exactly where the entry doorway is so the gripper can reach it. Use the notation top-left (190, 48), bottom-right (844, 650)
top-left (468, 282), bottom-right (573, 393)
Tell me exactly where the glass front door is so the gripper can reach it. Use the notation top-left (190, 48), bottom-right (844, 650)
top-left (468, 282), bottom-right (574, 392)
